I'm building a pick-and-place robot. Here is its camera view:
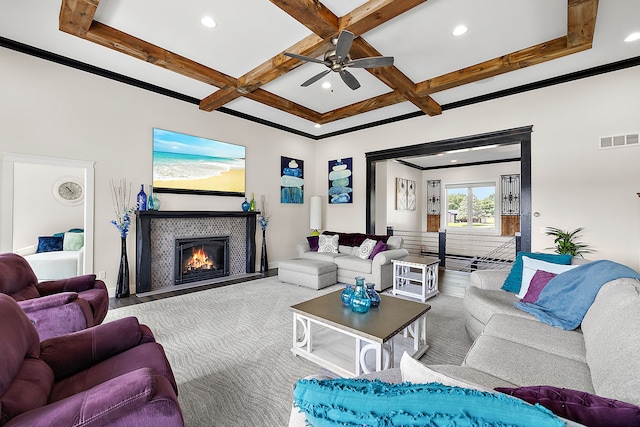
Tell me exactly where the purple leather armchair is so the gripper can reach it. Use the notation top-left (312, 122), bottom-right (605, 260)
top-left (0, 293), bottom-right (184, 426)
top-left (0, 253), bottom-right (109, 340)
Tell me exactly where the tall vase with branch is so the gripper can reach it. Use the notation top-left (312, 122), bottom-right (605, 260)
top-left (259, 195), bottom-right (270, 273)
top-left (110, 179), bottom-right (135, 298)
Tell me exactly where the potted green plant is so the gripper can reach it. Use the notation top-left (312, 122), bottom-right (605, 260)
top-left (545, 227), bottom-right (592, 257)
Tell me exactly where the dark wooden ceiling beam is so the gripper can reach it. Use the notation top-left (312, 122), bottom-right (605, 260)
top-left (416, 0), bottom-right (598, 96)
top-left (245, 89), bottom-right (322, 122)
top-left (59, 0), bottom-right (99, 37)
top-left (340, 0), bottom-right (428, 35)
top-left (567, 0), bottom-right (599, 47)
top-left (238, 36), bottom-right (332, 93)
top-left (200, 35), bottom-right (332, 111)
top-left (84, 22), bottom-right (237, 88)
top-left (268, 0), bottom-right (338, 38)
top-left (319, 91), bottom-right (408, 124)
top-left (58, 0), bottom-right (598, 128)
top-left (351, 38), bottom-right (441, 116)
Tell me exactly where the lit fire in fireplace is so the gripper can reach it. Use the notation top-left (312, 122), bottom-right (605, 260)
top-left (184, 246), bottom-right (217, 272)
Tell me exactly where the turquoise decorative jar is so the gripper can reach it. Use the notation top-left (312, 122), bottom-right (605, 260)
top-left (242, 198), bottom-right (250, 211)
top-left (366, 283), bottom-right (381, 308)
top-left (350, 277), bottom-right (371, 313)
top-left (341, 284), bottom-right (354, 306)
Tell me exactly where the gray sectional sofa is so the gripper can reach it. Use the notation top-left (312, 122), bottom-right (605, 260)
top-left (295, 232), bottom-right (408, 291)
top-left (290, 260), bottom-right (640, 425)
top-left (458, 266), bottom-right (640, 406)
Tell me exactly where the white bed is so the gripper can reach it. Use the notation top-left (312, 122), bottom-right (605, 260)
top-left (14, 245), bottom-right (84, 281)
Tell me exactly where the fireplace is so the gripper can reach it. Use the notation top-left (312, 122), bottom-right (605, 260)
top-left (174, 236), bottom-right (230, 285)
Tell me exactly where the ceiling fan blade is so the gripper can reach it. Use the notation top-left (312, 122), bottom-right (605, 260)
top-left (335, 30), bottom-right (355, 61)
top-left (284, 52), bottom-right (326, 64)
top-left (347, 56), bottom-right (394, 69)
top-left (339, 69), bottom-right (361, 90)
top-left (301, 69), bottom-right (331, 87)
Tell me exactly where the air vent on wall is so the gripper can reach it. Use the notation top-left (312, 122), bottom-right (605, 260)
top-left (600, 133), bottom-right (639, 149)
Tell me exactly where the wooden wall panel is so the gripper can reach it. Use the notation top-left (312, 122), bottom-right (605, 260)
top-left (501, 216), bottom-right (520, 236)
top-left (427, 215), bottom-right (440, 232)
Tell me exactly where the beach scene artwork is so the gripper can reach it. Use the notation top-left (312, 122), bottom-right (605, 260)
top-left (152, 128), bottom-right (246, 195)
top-left (281, 157), bottom-right (304, 204)
top-left (328, 158), bottom-right (352, 204)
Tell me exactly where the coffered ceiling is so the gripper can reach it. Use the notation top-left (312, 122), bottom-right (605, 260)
top-left (1, 1), bottom-right (639, 138)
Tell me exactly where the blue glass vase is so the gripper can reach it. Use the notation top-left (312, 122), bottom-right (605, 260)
top-left (341, 284), bottom-right (354, 306)
top-left (136, 184), bottom-right (147, 211)
top-left (366, 283), bottom-right (381, 308)
top-left (241, 198), bottom-right (250, 212)
top-left (350, 277), bottom-right (371, 313)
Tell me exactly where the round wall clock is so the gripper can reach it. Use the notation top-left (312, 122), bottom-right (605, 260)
top-left (52, 177), bottom-right (84, 205)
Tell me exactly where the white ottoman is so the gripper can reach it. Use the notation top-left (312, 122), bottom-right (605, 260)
top-left (278, 258), bottom-right (337, 290)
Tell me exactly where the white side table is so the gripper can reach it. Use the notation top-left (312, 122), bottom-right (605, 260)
top-left (392, 256), bottom-right (440, 302)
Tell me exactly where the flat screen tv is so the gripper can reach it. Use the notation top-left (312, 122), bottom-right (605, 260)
top-left (152, 128), bottom-right (246, 197)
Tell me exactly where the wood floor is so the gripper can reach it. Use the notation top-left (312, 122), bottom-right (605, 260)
top-left (109, 267), bottom-right (470, 309)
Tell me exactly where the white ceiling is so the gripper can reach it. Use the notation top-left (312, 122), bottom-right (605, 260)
top-left (1, 0), bottom-right (639, 141)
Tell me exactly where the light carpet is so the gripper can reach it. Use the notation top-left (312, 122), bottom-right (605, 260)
top-left (105, 277), bottom-right (472, 427)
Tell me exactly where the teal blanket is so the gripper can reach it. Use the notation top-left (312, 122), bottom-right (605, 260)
top-left (515, 260), bottom-right (640, 330)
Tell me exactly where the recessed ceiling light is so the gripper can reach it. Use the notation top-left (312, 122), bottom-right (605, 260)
top-left (314, 124), bottom-right (321, 128)
top-left (201, 16), bottom-right (216, 28)
top-left (452, 25), bottom-right (468, 37)
top-left (321, 81), bottom-right (331, 89)
top-left (450, 159), bottom-right (458, 163)
top-left (624, 32), bottom-right (640, 42)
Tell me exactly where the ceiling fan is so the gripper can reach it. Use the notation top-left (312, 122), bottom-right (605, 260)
top-left (284, 30), bottom-right (394, 90)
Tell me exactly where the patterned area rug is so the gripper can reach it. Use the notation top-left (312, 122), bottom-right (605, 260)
top-left (105, 278), bottom-right (472, 427)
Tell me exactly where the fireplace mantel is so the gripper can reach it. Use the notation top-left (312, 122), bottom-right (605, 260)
top-left (135, 211), bottom-right (258, 294)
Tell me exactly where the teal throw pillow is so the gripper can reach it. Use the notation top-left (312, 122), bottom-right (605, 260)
top-left (501, 252), bottom-right (573, 293)
top-left (293, 378), bottom-right (563, 427)
top-left (63, 232), bottom-right (84, 251)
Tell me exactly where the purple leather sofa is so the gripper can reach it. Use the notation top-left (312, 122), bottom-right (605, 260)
top-left (0, 293), bottom-right (184, 426)
top-left (0, 253), bottom-right (109, 340)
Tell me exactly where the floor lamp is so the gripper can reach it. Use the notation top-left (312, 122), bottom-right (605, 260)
top-left (310, 196), bottom-right (322, 236)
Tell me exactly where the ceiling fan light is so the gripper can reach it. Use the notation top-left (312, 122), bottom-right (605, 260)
top-left (201, 16), bottom-right (216, 28)
top-left (452, 25), bottom-right (468, 36)
top-left (624, 32), bottom-right (640, 42)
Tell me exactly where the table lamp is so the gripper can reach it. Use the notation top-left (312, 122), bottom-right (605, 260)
top-left (310, 196), bottom-right (322, 236)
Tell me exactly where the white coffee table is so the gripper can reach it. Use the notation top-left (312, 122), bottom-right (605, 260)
top-left (290, 290), bottom-right (431, 378)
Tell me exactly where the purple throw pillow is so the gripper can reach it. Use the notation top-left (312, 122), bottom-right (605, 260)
top-left (521, 270), bottom-right (557, 303)
top-left (369, 241), bottom-right (387, 259)
top-left (307, 236), bottom-right (319, 252)
top-left (495, 385), bottom-right (640, 427)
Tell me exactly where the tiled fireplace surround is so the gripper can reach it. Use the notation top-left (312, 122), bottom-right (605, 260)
top-left (135, 211), bottom-right (258, 294)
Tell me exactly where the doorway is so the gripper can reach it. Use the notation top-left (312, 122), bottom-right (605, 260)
top-left (1, 153), bottom-right (95, 274)
top-left (365, 126), bottom-right (532, 252)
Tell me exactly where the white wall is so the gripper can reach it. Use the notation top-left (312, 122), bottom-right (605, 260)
top-left (12, 163), bottom-right (84, 249)
top-left (313, 66), bottom-right (640, 270)
top-left (3, 46), bottom-right (640, 288)
top-left (0, 48), bottom-right (315, 295)
top-left (385, 160), bottom-right (423, 232)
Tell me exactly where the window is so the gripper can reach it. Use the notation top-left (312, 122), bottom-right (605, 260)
top-left (446, 183), bottom-right (496, 230)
